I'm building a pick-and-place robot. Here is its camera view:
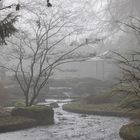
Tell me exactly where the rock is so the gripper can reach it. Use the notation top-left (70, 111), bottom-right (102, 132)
top-left (11, 105), bottom-right (54, 125)
top-left (60, 117), bottom-right (67, 121)
top-left (119, 122), bottom-right (140, 140)
top-left (0, 116), bottom-right (36, 133)
top-left (57, 112), bottom-right (63, 115)
top-left (0, 107), bottom-right (11, 117)
top-left (80, 114), bottom-right (87, 117)
top-left (101, 129), bottom-right (105, 132)
top-left (69, 122), bottom-right (74, 125)
top-left (50, 102), bottom-right (59, 108)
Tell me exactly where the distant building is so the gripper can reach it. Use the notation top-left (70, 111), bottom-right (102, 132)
top-left (54, 56), bottom-right (119, 81)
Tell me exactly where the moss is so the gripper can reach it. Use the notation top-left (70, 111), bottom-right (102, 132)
top-left (0, 116), bottom-right (36, 133)
top-left (120, 122), bottom-right (140, 140)
top-left (11, 105), bottom-right (54, 125)
top-left (14, 100), bottom-right (25, 107)
top-left (63, 102), bottom-right (136, 117)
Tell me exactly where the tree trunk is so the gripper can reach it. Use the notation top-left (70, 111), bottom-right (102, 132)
top-left (25, 95), bottom-right (29, 106)
top-left (29, 92), bottom-right (40, 106)
top-left (29, 96), bottom-right (36, 106)
top-left (29, 100), bottom-right (33, 106)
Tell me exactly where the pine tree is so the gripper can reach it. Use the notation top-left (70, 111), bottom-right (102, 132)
top-left (0, 0), bottom-right (52, 45)
top-left (0, 13), bottom-right (18, 45)
top-left (0, 4), bottom-right (19, 45)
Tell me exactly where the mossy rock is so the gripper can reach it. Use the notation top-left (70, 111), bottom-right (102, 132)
top-left (50, 102), bottom-right (59, 108)
top-left (11, 105), bottom-right (54, 125)
top-left (0, 116), bottom-right (36, 133)
top-left (120, 122), bottom-right (140, 140)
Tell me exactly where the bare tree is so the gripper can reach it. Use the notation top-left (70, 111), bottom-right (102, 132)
top-left (113, 51), bottom-right (140, 108)
top-left (114, 51), bottom-right (140, 94)
top-left (2, 7), bottom-right (99, 106)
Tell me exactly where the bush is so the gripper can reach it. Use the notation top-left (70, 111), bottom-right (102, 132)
top-left (120, 95), bottom-right (140, 109)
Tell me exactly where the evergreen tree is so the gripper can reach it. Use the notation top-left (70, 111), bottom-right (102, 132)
top-left (0, 3), bottom-right (20, 45)
top-left (0, 13), bottom-right (18, 45)
top-left (0, 0), bottom-right (52, 45)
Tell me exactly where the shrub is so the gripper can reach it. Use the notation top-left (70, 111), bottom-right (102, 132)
top-left (120, 95), bottom-right (140, 109)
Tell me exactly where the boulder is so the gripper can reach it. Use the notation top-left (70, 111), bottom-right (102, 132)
top-left (0, 116), bottom-right (36, 133)
top-left (11, 105), bottom-right (54, 125)
top-left (50, 102), bottom-right (59, 108)
top-left (80, 114), bottom-right (87, 117)
top-left (120, 122), bottom-right (140, 140)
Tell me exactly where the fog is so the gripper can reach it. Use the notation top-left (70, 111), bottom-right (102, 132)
top-left (0, 0), bottom-right (139, 140)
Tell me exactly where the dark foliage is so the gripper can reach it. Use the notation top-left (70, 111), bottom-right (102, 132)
top-left (47, 0), bottom-right (52, 7)
top-left (0, 13), bottom-right (18, 45)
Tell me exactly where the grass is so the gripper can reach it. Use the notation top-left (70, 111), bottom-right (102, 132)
top-left (63, 85), bottom-right (140, 117)
top-left (63, 102), bottom-right (138, 117)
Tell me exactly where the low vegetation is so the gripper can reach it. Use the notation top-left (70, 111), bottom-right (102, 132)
top-left (63, 102), bottom-right (136, 117)
top-left (63, 90), bottom-right (139, 116)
